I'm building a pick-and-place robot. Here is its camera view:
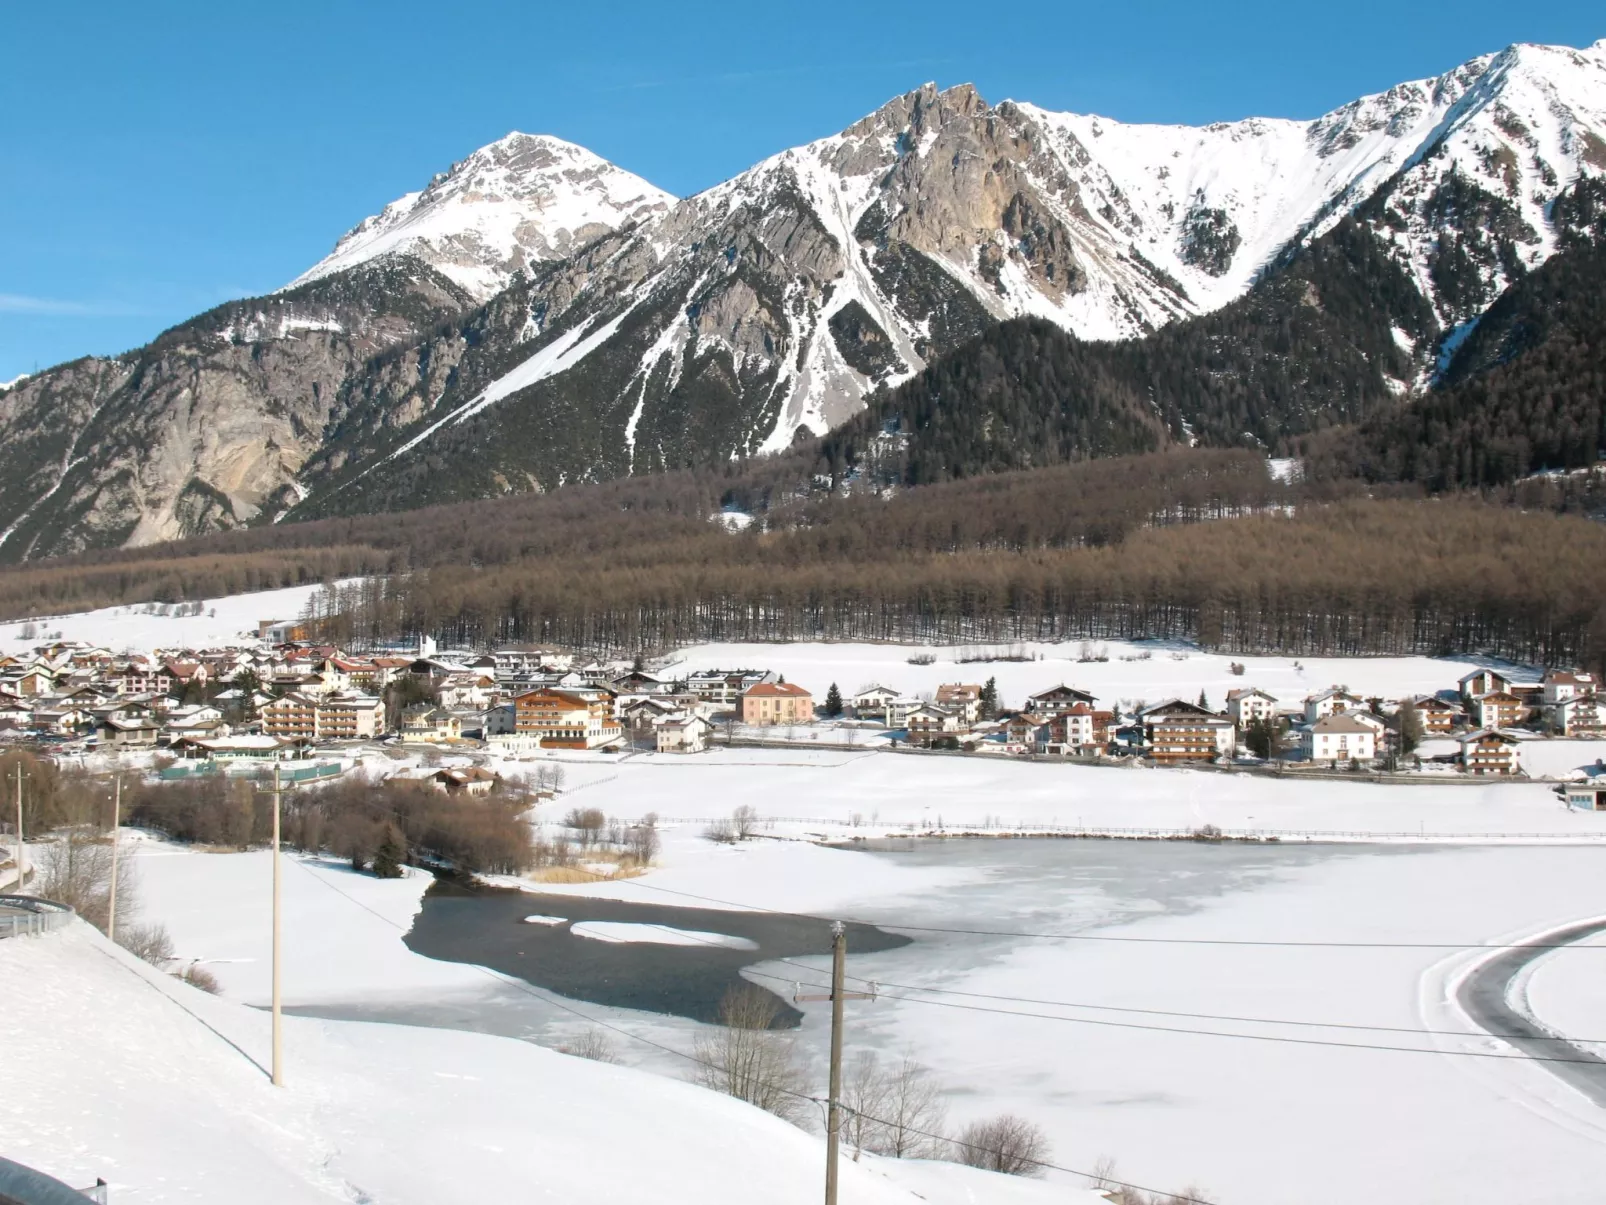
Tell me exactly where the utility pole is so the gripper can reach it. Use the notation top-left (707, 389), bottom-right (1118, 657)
top-left (253, 764), bottom-right (288, 1086)
top-left (271, 763), bottom-right (283, 1087)
top-left (12, 762), bottom-right (24, 894)
top-left (794, 922), bottom-right (877, 1205)
top-left (107, 777), bottom-right (121, 943)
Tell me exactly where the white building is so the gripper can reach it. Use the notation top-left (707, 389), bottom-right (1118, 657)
top-left (1302, 714), bottom-right (1377, 763)
top-left (1303, 688), bottom-right (1364, 725)
top-left (656, 716), bottom-right (710, 754)
top-left (1225, 688), bottom-right (1278, 727)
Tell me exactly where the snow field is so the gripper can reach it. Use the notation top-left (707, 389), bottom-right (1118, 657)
top-left (2, 581), bottom-right (336, 652)
top-left (4, 921), bottom-right (1073, 1205)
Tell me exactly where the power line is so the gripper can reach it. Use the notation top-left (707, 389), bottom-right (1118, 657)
top-left (741, 968), bottom-right (1606, 1066)
top-left (527, 853), bottom-right (1606, 952)
top-left (285, 854), bottom-right (1218, 1205)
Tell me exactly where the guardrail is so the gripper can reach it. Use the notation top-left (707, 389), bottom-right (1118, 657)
top-left (0, 895), bottom-right (75, 939)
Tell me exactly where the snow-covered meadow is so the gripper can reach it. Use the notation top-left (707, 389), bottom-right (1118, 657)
top-left (2, 581), bottom-right (333, 652)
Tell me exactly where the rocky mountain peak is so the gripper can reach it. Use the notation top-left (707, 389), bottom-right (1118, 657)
top-left (286, 132), bottom-right (675, 302)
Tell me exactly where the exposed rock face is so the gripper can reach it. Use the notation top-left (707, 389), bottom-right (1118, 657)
top-left (5, 39), bottom-right (1605, 553)
top-left (0, 260), bottom-right (474, 559)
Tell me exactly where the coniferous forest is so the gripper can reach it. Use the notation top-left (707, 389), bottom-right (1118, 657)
top-left (2, 181), bottom-right (1603, 668)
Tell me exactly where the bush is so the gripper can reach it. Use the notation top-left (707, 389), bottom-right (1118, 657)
top-left (558, 1027), bottom-right (620, 1064)
top-left (563, 807), bottom-right (607, 846)
top-left (952, 1113), bottom-right (1050, 1177)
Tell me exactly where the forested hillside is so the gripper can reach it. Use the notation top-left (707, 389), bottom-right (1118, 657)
top-left (817, 219), bottom-right (1437, 486)
top-left (1307, 179), bottom-right (1606, 492)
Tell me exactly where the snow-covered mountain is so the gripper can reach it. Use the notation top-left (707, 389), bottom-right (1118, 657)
top-left (287, 133), bottom-right (675, 301)
top-left (292, 37), bottom-right (1606, 519)
top-left (4, 39), bottom-right (1605, 555)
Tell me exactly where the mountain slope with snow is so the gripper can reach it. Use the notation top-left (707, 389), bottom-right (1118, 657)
top-left (4, 39), bottom-right (1605, 551)
top-left (287, 39), bottom-right (1606, 520)
top-left (287, 133), bottom-right (675, 301)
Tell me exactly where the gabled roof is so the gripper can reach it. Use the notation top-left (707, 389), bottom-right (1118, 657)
top-left (1458, 728), bottom-right (1521, 744)
top-left (1310, 714), bottom-right (1376, 735)
top-left (1028, 684), bottom-right (1095, 701)
top-left (743, 682), bottom-right (811, 698)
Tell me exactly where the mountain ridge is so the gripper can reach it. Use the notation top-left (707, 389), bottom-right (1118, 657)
top-left (2, 36), bottom-right (1603, 557)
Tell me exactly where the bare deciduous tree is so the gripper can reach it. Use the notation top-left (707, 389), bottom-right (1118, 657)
top-left (842, 1053), bottom-right (949, 1159)
top-left (34, 830), bottom-right (133, 932)
top-left (690, 984), bottom-right (814, 1128)
top-left (732, 804), bottom-right (760, 841)
top-left (953, 1113), bottom-right (1050, 1177)
top-left (626, 813), bottom-right (660, 865)
top-left (563, 807), bottom-right (607, 847)
top-left (557, 1027), bottom-right (620, 1064)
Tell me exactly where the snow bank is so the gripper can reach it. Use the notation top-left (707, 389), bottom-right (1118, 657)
top-left (8, 921), bottom-right (1040, 1205)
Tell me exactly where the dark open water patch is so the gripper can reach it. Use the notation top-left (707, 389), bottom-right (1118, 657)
top-left (403, 879), bottom-right (911, 1027)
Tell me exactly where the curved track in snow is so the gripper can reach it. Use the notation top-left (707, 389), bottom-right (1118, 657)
top-left (1457, 919), bottom-right (1606, 1107)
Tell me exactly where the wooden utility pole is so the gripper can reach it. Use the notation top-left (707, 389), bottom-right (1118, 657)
top-left (107, 777), bottom-right (121, 943)
top-left (270, 763), bottom-right (284, 1087)
top-left (13, 762), bottom-right (24, 894)
top-left (794, 922), bottom-right (877, 1205)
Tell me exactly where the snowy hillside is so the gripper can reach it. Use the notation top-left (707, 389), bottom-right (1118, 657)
top-left (1, 919), bottom-right (1093, 1205)
top-left (287, 132), bottom-right (675, 301)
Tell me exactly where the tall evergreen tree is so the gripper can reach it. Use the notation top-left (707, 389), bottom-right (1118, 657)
top-left (372, 825), bottom-right (405, 879)
top-left (824, 683), bottom-right (843, 717)
top-left (980, 677), bottom-right (999, 719)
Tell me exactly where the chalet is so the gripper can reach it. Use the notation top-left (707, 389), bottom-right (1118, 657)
top-left (686, 670), bottom-right (773, 706)
top-left (1543, 669), bottom-right (1599, 706)
top-left (906, 703), bottom-right (963, 743)
top-left (621, 697), bottom-right (679, 730)
top-left (1474, 691), bottom-right (1527, 732)
top-left (96, 715), bottom-right (161, 748)
top-left (613, 670), bottom-right (676, 696)
top-left (480, 702), bottom-right (517, 736)
top-left (850, 685), bottom-right (899, 719)
top-left (657, 715), bottom-right (710, 754)
top-left (1458, 669), bottom-right (1510, 704)
top-left (1139, 700), bottom-right (1235, 763)
top-left (1408, 696), bottom-right (1459, 734)
top-left (1551, 693), bottom-right (1606, 738)
top-left (164, 660), bottom-right (209, 689)
top-left (739, 682), bottom-right (814, 727)
top-left (935, 684), bottom-right (984, 725)
top-left (512, 688), bottom-right (622, 749)
top-left (400, 704), bottom-right (463, 743)
top-left (1303, 687), bottom-right (1363, 725)
top-left (422, 767), bottom-right (499, 796)
top-left (882, 696), bottom-right (925, 729)
top-left (12, 667), bottom-right (57, 697)
top-left (1025, 685), bottom-right (1097, 715)
top-left (1225, 688), bottom-right (1278, 727)
top-left (261, 692), bottom-right (319, 741)
top-left (1458, 730), bottom-right (1522, 776)
top-left (32, 705), bottom-right (90, 735)
top-left (1302, 714), bottom-right (1377, 764)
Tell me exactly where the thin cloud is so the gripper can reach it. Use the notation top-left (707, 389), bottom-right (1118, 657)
top-left (0, 293), bottom-right (150, 317)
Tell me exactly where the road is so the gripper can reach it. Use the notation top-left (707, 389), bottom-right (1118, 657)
top-left (1457, 918), bottom-right (1606, 1106)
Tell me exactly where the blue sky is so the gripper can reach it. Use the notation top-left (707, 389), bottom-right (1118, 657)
top-left (2, 1), bottom-right (1600, 382)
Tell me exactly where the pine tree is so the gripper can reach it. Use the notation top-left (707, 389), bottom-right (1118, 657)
top-left (372, 825), bottom-right (405, 879)
top-left (1398, 701), bottom-right (1424, 755)
top-left (1198, 689), bottom-right (1209, 710)
top-left (824, 683), bottom-right (843, 717)
top-left (980, 676), bottom-right (999, 719)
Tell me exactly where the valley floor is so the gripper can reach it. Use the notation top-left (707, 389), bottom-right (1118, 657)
top-left (123, 751), bottom-right (1606, 1205)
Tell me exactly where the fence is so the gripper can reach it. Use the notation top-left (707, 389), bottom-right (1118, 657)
top-left (625, 817), bottom-right (1606, 844)
top-left (0, 895), bottom-right (75, 940)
